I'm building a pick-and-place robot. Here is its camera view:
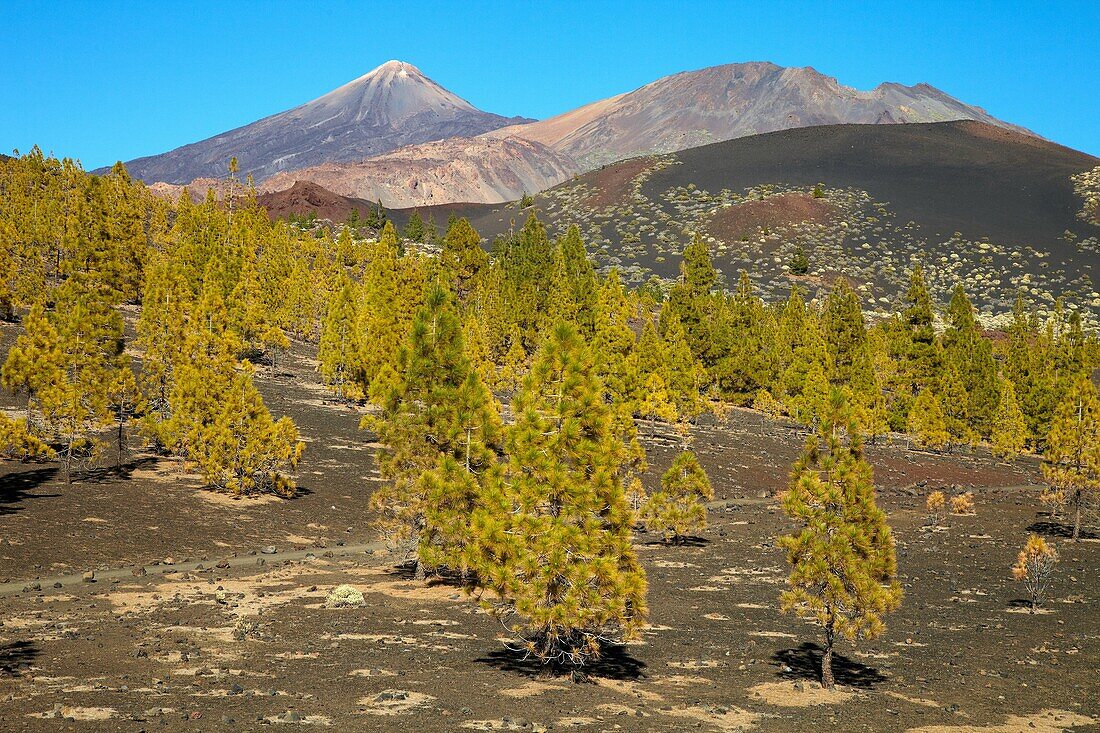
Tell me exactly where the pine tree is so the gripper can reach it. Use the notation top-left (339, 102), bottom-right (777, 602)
top-left (823, 279), bottom-right (867, 385)
top-left (633, 316), bottom-right (667, 389)
top-left (462, 315), bottom-right (496, 391)
top-left (169, 328), bottom-right (304, 496)
top-left (791, 354), bottom-right (831, 427)
top-left (755, 388), bottom-right (785, 419)
top-left (662, 312), bottom-right (704, 419)
top-left (466, 323), bottom-right (647, 678)
top-left (359, 221), bottom-right (413, 395)
top-left (419, 367), bottom-right (503, 574)
top-left (1011, 535), bottom-right (1058, 613)
top-left (901, 264), bottom-right (940, 399)
top-left (939, 359), bottom-right (974, 448)
top-left (638, 372), bottom-right (678, 437)
top-left (106, 359), bottom-right (139, 466)
top-left (366, 287), bottom-right (500, 577)
top-left (592, 270), bottom-right (636, 403)
top-left (498, 330), bottom-right (528, 396)
top-left (318, 277), bottom-right (363, 400)
top-left (789, 244), bottom-right (809, 275)
top-left (991, 378), bottom-right (1029, 459)
top-left (779, 390), bottom-right (902, 689)
top-left (403, 210), bottom-right (426, 243)
top-left (41, 276), bottom-right (125, 481)
top-left (1, 300), bottom-right (64, 419)
top-left (0, 412), bottom-right (54, 461)
top-left (556, 225), bottom-right (599, 337)
top-left (848, 333), bottom-right (891, 443)
top-left (1042, 374), bottom-right (1100, 540)
top-left (908, 388), bottom-right (950, 452)
top-left (440, 217), bottom-right (488, 300)
top-left (642, 450), bottom-right (713, 543)
top-left (942, 284), bottom-right (999, 439)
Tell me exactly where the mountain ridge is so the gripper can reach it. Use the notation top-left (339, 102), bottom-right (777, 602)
top-left (485, 61), bottom-right (1036, 170)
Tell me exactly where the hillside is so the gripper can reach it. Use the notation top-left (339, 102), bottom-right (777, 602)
top-left (112, 61), bottom-right (530, 184)
top-left (449, 121), bottom-right (1100, 319)
top-left (256, 180), bottom-right (377, 222)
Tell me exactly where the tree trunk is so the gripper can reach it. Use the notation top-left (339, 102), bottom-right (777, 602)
top-left (821, 630), bottom-right (836, 690)
top-left (1072, 490), bottom-right (1081, 541)
top-left (117, 417), bottom-right (125, 468)
top-left (414, 558), bottom-right (426, 582)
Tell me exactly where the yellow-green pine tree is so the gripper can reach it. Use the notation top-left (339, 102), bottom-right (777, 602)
top-left (908, 388), bottom-right (950, 452)
top-left (1042, 374), bottom-right (1100, 540)
top-left (779, 390), bottom-right (902, 689)
top-left (642, 450), bottom-right (713, 543)
top-left (990, 377), bottom-right (1029, 459)
top-left (466, 323), bottom-right (647, 678)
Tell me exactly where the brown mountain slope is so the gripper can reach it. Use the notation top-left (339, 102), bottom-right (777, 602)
top-left (488, 61), bottom-right (1034, 171)
top-left (259, 136), bottom-right (579, 209)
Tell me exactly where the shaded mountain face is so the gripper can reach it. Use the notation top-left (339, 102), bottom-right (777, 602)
top-left (489, 62), bottom-right (1033, 170)
top-left (114, 61), bottom-right (531, 184)
top-left (259, 136), bottom-right (579, 209)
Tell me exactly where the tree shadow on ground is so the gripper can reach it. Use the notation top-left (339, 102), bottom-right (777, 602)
top-left (387, 558), bottom-right (423, 581)
top-left (0, 467), bottom-right (61, 515)
top-left (477, 643), bottom-right (646, 682)
top-left (0, 641), bottom-right (39, 676)
top-left (771, 642), bottom-right (886, 689)
top-left (76, 455), bottom-right (159, 484)
top-left (1026, 519), bottom-right (1097, 540)
top-left (386, 560), bottom-right (470, 590)
top-left (641, 535), bottom-right (710, 548)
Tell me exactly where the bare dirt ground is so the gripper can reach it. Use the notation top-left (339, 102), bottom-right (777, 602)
top-left (1, 337), bottom-right (1097, 732)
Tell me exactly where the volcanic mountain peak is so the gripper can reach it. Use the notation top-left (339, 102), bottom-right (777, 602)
top-left (114, 61), bottom-right (529, 184)
top-left (305, 59), bottom-right (480, 125)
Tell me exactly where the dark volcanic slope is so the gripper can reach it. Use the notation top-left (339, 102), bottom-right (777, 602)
top-left (112, 61), bottom-right (530, 184)
top-left (464, 121), bottom-right (1099, 247)
top-left (645, 120), bottom-right (1097, 247)
top-left (455, 121), bottom-right (1100, 318)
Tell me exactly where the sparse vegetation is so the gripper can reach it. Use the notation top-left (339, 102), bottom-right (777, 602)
top-left (950, 493), bottom-right (976, 515)
top-left (1012, 534), bottom-right (1058, 613)
top-left (925, 490), bottom-right (946, 525)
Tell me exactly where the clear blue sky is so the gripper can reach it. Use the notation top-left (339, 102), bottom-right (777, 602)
top-left (2, 0), bottom-right (1097, 169)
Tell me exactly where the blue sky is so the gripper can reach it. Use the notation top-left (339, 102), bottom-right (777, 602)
top-left (2, 0), bottom-right (1097, 169)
